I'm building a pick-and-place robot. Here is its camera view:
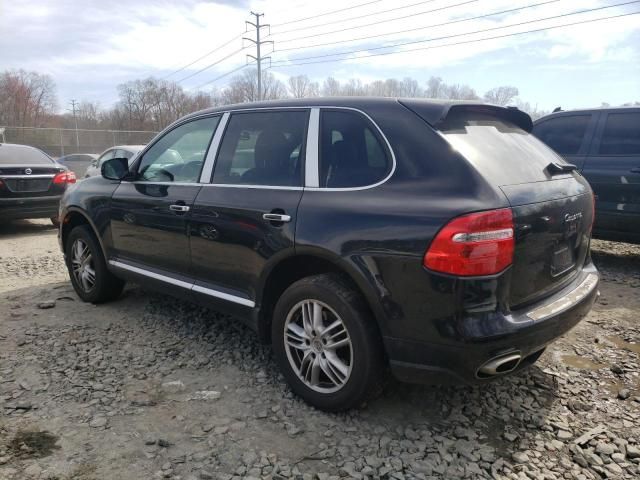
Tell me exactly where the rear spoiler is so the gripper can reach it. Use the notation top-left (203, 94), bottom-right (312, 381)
top-left (398, 99), bottom-right (533, 133)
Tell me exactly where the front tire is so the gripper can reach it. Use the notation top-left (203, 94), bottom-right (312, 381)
top-left (272, 274), bottom-right (383, 411)
top-left (65, 225), bottom-right (124, 303)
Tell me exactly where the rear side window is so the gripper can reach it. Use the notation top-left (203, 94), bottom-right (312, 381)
top-left (319, 110), bottom-right (391, 188)
top-left (532, 115), bottom-right (591, 155)
top-left (598, 112), bottom-right (640, 155)
top-left (0, 145), bottom-right (53, 165)
top-left (213, 110), bottom-right (308, 187)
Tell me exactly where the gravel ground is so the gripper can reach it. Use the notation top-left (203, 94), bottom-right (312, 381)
top-left (0, 219), bottom-right (639, 480)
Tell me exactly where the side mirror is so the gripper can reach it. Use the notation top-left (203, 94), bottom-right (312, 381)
top-left (101, 157), bottom-right (130, 180)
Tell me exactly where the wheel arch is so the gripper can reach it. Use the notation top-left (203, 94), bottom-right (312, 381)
top-left (255, 248), bottom-right (386, 344)
top-left (61, 208), bottom-right (108, 260)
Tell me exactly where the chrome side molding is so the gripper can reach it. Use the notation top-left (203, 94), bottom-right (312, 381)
top-left (108, 259), bottom-right (255, 308)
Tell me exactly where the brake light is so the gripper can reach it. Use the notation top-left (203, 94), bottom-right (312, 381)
top-left (424, 208), bottom-right (514, 276)
top-left (53, 171), bottom-right (76, 184)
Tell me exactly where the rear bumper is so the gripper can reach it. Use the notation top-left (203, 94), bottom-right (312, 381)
top-left (0, 195), bottom-right (61, 220)
top-left (386, 263), bottom-right (599, 384)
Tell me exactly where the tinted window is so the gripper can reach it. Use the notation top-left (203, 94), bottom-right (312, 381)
top-left (213, 111), bottom-right (308, 186)
top-left (0, 145), bottom-right (53, 165)
top-left (441, 112), bottom-right (567, 186)
top-left (319, 110), bottom-right (391, 188)
top-left (532, 115), bottom-right (591, 155)
top-left (138, 116), bottom-right (219, 183)
top-left (599, 112), bottom-right (640, 155)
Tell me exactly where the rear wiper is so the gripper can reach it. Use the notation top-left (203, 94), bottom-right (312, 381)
top-left (546, 162), bottom-right (578, 175)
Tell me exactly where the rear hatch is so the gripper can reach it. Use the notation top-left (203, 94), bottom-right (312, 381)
top-left (0, 145), bottom-right (67, 198)
top-left (402, 101), bottom-right (594, 308)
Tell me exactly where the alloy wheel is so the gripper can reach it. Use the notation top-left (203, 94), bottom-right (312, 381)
top-left (71, 238), bottom-right (96, 292)
top-left (283, 299), bottom-right (353, 393)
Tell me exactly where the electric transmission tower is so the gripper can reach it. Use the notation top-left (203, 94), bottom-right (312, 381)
top-left (244, 12), bottom-right (273, 101)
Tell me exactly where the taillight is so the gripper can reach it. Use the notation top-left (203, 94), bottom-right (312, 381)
top-left (424, 208), bottom-right (514, 276)
top-left (53, 171), bottom-right (76, 184)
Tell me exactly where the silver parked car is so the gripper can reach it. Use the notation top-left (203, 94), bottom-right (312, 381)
top-left (56, 153), bottom-right (98, 177)
top-left (84, 145), bottom-right (145, 178)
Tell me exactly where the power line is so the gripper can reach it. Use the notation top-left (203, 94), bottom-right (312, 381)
top-left (270, 0), bottom-right (478, 39)
top-left (271, 0), bottom-right (383, 27)
top-left (175, 47), bottom-right (246, 84)
top-left (276, 0), bottom-right (560, 50)
top-left (270, 10), bottom-right (640, 68)
top-left (271, 0), bottom-right (640, 65)
top-left (161, 33), bottom-right (243, 80)
top-left (269, 0), bottom-right (440, 36)
top-left (194, 63), bottom-right (252, 90)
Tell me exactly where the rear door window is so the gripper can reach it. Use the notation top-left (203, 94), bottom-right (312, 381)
top-left (532, 115), bottom-right (591, 155)
top-left (598, 112), bottom-right (640, 155)
top-left (213, 110), bottom-right (308, 187)
top-left (319, 110), bottom-right (391, 188)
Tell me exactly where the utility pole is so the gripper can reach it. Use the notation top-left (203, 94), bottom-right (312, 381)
top-left (68, 99), bottom-right (80, 152)
top-left (244, 12), bottom-right (273, 101)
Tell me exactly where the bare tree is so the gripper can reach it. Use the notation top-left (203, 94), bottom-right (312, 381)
top-left (425, 76), bottom-right (446, 99)
top-left (342, 78), bottom-right (367, 96)
top-left (322, 77), bottom-right (341, 96)
top-left (443, 84), bottom-right (480, 101)
top-left (221, 69), bottom-right (286, 103)
top-left (400, 77), bottom-right (422, 97)
top-left (288, 75), bottom-right (319, 98)
top-left (0, 70), bottom-right (57, 127)
top-left (484, 86), bottom-right (519, 106)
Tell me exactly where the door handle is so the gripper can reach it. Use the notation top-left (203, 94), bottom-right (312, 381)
top-left (169, 204), bottom-right (190, 213)
top-left (262, 213), bottom-right (291, 223)
top-left (631, 167), bottom-right (640, 173)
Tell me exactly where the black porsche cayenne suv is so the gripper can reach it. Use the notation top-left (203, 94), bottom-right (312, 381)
top-left (59, 98), bottom-right (599, 410)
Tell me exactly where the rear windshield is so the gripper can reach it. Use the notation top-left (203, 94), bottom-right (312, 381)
top-left (0, 145), bottom-right (53, 165)
top-left (440, 112), bottom-right (564, 186)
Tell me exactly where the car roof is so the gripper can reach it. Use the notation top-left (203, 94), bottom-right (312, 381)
top-left (179, 97), bottom-right (532, 131)
top-left (535, 105), bottom-right (640, 123)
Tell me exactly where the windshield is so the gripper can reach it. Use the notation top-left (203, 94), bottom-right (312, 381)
top-left (440, 112), bottom-right (565, 186)
top-left (0, 145), bottom-right (54, 165)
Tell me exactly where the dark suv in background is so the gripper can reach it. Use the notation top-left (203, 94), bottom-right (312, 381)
top-left (533, 107), bottom-right (640, 244)
top-left (59, 99), bottom-right (598, 410)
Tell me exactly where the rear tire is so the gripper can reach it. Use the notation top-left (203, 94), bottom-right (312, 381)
top-left (64, 225), bottom-right (124, 303)
top-left (50, 216), bottom-right (60, 227)
top-left (271, 273), bottom-right (383, 411)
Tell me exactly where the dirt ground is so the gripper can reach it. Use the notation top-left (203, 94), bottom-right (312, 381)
top-left (0, 219), bottom-right (639, 480)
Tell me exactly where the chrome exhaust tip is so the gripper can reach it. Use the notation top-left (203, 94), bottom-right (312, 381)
top-left (476, 353), bottom-right (522, 378)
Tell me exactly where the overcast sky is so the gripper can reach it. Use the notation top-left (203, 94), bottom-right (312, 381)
top-left (1, 0), bottom-right (639, 111)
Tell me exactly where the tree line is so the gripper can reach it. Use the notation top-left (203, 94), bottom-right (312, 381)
top-left (2, 67), bottom-right (634, 133)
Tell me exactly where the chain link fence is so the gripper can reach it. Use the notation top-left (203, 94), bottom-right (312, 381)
top-left (0, 126), bottom-right (158, 158)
